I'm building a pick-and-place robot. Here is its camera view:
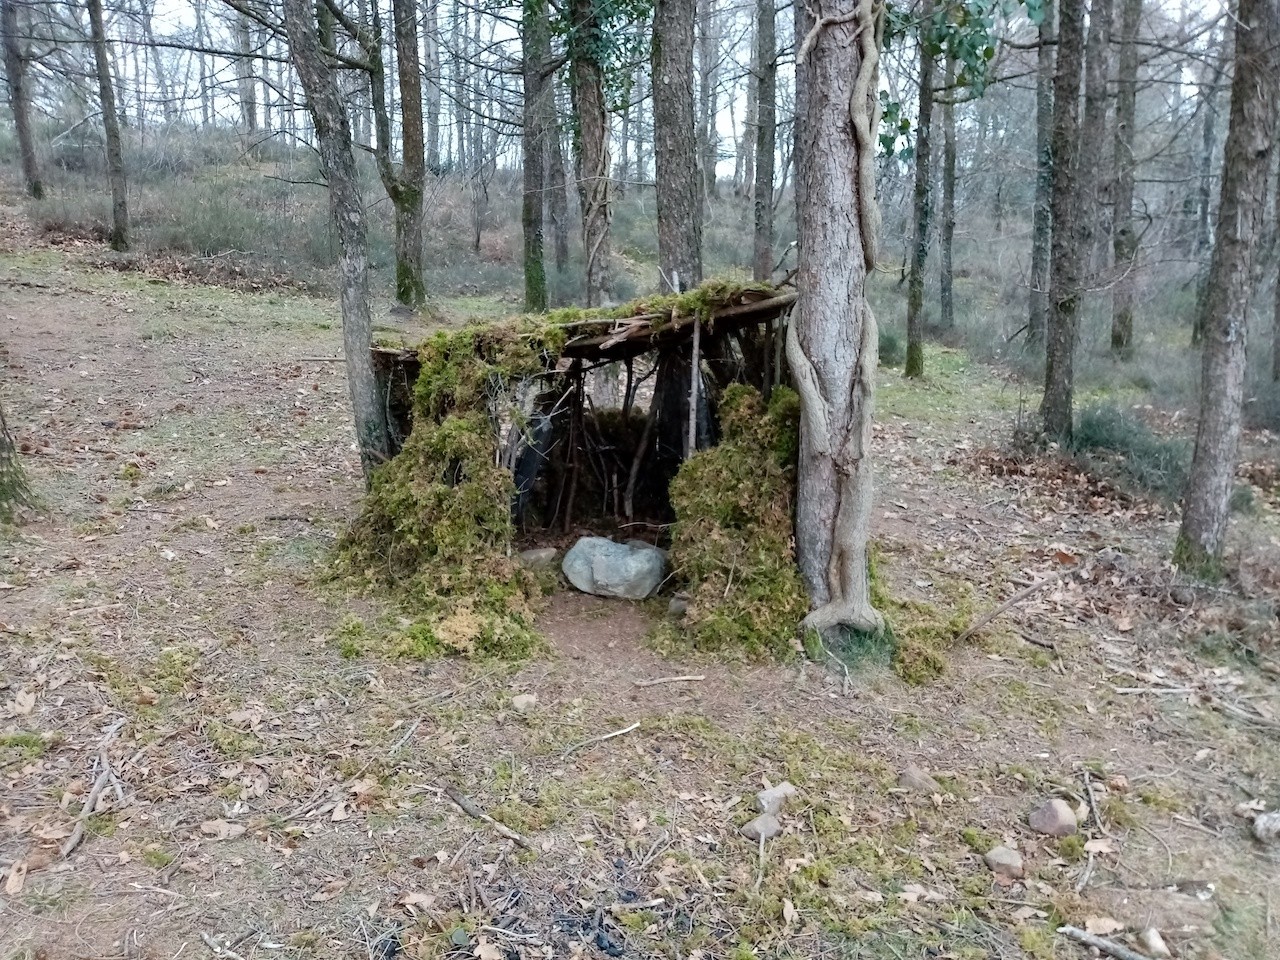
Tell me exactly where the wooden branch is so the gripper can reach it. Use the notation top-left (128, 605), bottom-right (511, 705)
top-left (956, 573), bottom-right (1064, 644)
top-left (439, 780), bottom-right (532, 850)
top-left (1056, 926), bottom-right (1153, 960)
top-left (561, 721), bottom-right (640, 759)
top-left (61, 717), bottom-right (126, 859)
top-left (634, 675), bottom-right (706, 687)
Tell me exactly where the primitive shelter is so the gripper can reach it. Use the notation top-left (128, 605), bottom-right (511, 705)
top-left (370, 279), bottom-right (798, 537)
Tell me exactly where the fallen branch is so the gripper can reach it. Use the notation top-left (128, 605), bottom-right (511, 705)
top-left (610, 897), bottom-right (666, 913)
top-left (200, 932), bottom-right (249, 960)
top-left (439, 780), bottom-right (532, 850)
top-left (633, 675), bottom-right (706, 687)
top-left (387, 718), bottom-right (421, 755)
top-left (561, 721), bottom-right (640, 759)
top-left (1056, 925), bottom-right (1152, 960)
top-left (956, 573), bottom-right (1063, 645)
top-left (61, 717), bottom-right (127, 859)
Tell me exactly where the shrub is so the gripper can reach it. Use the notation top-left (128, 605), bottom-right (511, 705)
top-left (1071, 404), bottom-right (1190, 500)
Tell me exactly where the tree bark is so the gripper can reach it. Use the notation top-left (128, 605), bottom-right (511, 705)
top-left (88, 0), bottom-right (129, 252)
top-left (1274, 163), bottom-right (1280, 383)
top-left (740, 40), bottom-right (757, 198)
top-left (1176, 0), bottom-right (1278, 574)
top-left (521, 0), bottom-right (552, 311)
top-left (1081, 0), bottom-right (1114, 270)
top-left (283, 0), bottom-right (391, 480)
top-left (1028, 0), bottom-right (1054, 348)
top-left (939, 55), bottom-right (956, 331)
top-left (424, 0), bottom-right (441, 172)
top-left (567, 0), bottom-right (612, 306)
top-left (904, 0), bottom-right (936, 379)
top-left (391, 0), bottom-right (426, 305)
top-left (1, 0), bottom-right (42, 199)
top-left (653, 0), bottom-right (703, 291)
top-left (790, 0), bottom-right (885, 635)
top-left (233, 13), bottom-right (258, 134)
top-left (1110, 0), bottom-right (1142, 357)
top-left (696, 0), bottom-right (719, 202)
top-left (1191, 43), bottom-right (1227, 344)
top-left (1040, 0), bottom-right (1086, 441)
top-left (547, 79), bottom-right (571, 278)
top-left (752, 0), bottom-right (776, 282)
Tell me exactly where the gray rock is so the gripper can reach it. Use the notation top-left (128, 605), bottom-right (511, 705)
top-left (740, 813), bottom-right (782, 843)
top-left (1137, 929), bottom-right (1171, 959)
top-left (1253, 811), bottom-right (1280, 844)
top-left (667, 596), bottom-right (689, 618)
top-left (511, 693), bottom-right (538, 713)
top-left (519, 547), bottom-right (559, 568)
top-left (562, 537), bottom-right (667, 600)
top-left (1028, 798), bottom-right (1078, 837)
top-left (897, 765), bottom-right (942, 794)
top-left (755, 782), bottom-right (798, 816)
top-left (984, 845), bottom-right (1024, 879)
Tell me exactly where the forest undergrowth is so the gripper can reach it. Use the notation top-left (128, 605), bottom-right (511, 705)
top-left (2, 211), bottom-right (1280, 960)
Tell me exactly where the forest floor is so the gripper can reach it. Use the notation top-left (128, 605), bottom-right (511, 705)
top-left (2, 198), bottom-right (1280, 960)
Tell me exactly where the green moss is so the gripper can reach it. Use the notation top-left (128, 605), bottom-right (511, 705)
top-left (142, 846), bottom-right (175, 869)
top-left (1057, 835), bottom-right (1085, 862)
top-left (662, 385), bottom-right (809, 658)
top-left (0, 732), bottom-right (46, 758)
top-left (959, 827), bottom-right (994, 853)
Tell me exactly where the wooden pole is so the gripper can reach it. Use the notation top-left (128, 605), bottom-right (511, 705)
top-left (687, 317), bottom-right (701, 458)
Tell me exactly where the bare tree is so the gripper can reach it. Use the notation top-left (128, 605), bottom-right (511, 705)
top-left (904, 0), bottom-right (936, 379)
top-left (1176, 0), bottom-right (1278, 574)
top-left (1, 0), bottom-right (43, 199)
top-left (88, 0), bottom-right (129, 252)
top-left (282, 0), bottom-right (390, 479)
top-left (1028, 0), bottom-right (1054, 347)
top-left (567, 0), bottom-right (612, 306)
top-left (751, 0), bottom-right (775, 282)
top-left (789, 0), bottom-right (885, 635)
top-left (1040, 0), bottom-right (1086, 441)
top-left (653, 0), bottom-right (703, 290)
top-left (521, 0), bottom-right (552, 310)
top-left (939, 55), bottom-right (956, 331)
top-left (1110, 0), bottom-right (1142, 356)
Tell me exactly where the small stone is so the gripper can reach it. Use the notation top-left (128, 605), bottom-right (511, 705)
top-left (756, 781), bottom-right (798, 815)
top-left (1137, 928), bottom-right (1172, 959)
top-left (897, 765), bottom-right (941, 794)
top-left (1252, 810), bottom-right (1280, 844)
top-left (511, 693), bottom-right (538, 713)
top-left (984, 845), bottom-right (1024, 879)
top-left (519, 547), bottom-right (559, 568)
top-left (667, 596), bottom-right (689, 618)
top-left (1029, 798), bottom-right (1078, 837)
top-left (562, 537), bottom-right (667, 600)
top-left (740, 813), bottom-right (781, 843)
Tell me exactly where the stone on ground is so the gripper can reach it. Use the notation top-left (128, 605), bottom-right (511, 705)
top-left (983, 845), bottom-right (1024, 879)
top-left (1028, 798), bottom-right (1078, 836)
top-left (519, 547), bottom-right (559, 568)
top-left (1252, 810), bottom-right (1280, 844)
top-left (755, 781), bottom-right (798, 815)
top-left (740, 813), bottom-right (782, 842)
top-left (1138, 928), bottom-right (1172, 959)
top-left (562, 537), bottom-right (667, 600)
top-left (897, 765), bottom-right (941, 794)
top-left (511, 693), bottom-right (538, 713)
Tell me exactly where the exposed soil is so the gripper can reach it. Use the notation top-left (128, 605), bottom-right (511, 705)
top-left (2, 207), bottom-right (1279, 960)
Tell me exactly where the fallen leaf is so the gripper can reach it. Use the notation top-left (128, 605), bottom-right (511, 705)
top-left (13, 690), bottom-right (35, 715)
top-left (3, 860), bottom-right (27, 895)
top-left (331, 801), bottom-right (350, 822)
top-left (199, 819), bottom-right (246, 840)
top-left (1085, 917), bottom-right (1125, 936)
top-left (782, 898), bottom-right (798, 927)
top-left (474, 938), bottom-right (504, 960)
top-left (135, 685), bottom-right (159, 705)
top-left (397, 891), bottom-right (437, 915)
top-left (1084, 838), bottom-right (1115, 854)
top-left (310, 878), bottom-right (348, 902)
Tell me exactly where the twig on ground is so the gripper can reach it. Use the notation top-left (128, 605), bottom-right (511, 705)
top-left (61, 717), bottom-right (127, 859)
top-left (1075, 850), bottom-right (1096, 893)
top-left (609, 898), bottom-right (665, 913)
top-left (1056, 926), bottom-right (1153, 960)
top-left (754, 834), bottom-right (767, 892)
top-left (633, 675), bottom-right (706, 687)
top-left (561, 721), bottom-right (640, 759)
top-left (956, 574), bottom-right (1063, 645)
top-left (480, 926), bottom-right (543, 943)
top-left (387, 719), bottom-right (421, 755)
top-left (638, 831), bottom-right (670, 870)
top-left (199, 933), bottom-right (249, 960)
top-left (439, 781), bottom-right (532, 850)
top-left (1083, 769), bottom-right (1117, 840)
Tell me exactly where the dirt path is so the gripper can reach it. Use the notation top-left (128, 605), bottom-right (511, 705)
top-left (2, 238), bottom-right (1278, 960)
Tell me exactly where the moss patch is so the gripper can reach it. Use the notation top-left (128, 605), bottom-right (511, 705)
top-left (661, 385), bottom-right (810, 658)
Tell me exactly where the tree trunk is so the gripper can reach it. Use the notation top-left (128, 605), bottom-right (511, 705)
top-left (790, 0), bottom-right (885, 635)
top-left (1028, 0), bottom-right (1054, 348)
top-left (939, 55), bottom-right (956, 331)
top-left (653, 0), bottom-right (703, 291)
top-left (88, 0), bottom-right (129, 252)
top-left (696, 0), bottom-right (719, 202)
top-left (904, 0), bottom-right (936, 379)
top-left (547, 80), bottom-right (571, 278)
top-left (751, 0), bottom-right (776, 282)
top-left (521, 0), bottom-right (551, 311)
top-left (1081, 0), bottom-right (1114, 271)
top-left (393, 0), bottom-right (426, 305)
top-left (424, 0), bottom-right (441, 171)
top-left (1, 0), bottom-right (42, 199)
top-left (283, 0), bottom-right (391, 480)
top-left (1040, 0), bottom-right (1086, 441)
top-left (138, 0), bottom-right (176, 125)
top-left (1191, 43), bottom-right (1227, 344)
top-left (568, 0), bottom-right (612, 306)
top-left (233, 13), bottom-right (258, 134)
top-left (1274, 164), bottom-right (1280, 383)
top-left (740, 42), bottom-right (757, 199)
top-left (1176, 0), bottom-right (1278, 574)
top-left (1109, 0), bottom-right (1142, 357)
top-left (194, 0), bottom-right (211, 127)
